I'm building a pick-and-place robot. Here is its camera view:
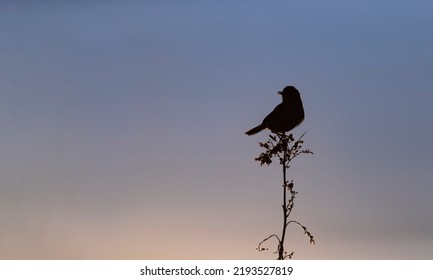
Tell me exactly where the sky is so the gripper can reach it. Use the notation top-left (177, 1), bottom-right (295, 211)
top-left (1, 1), bottom-right (433, 259)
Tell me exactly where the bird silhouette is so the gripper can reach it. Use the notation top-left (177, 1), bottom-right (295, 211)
top-left (245, 86), bottom-right (304, 135)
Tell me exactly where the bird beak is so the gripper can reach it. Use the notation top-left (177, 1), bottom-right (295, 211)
top-left (277, 91), bottom-right (282, 95)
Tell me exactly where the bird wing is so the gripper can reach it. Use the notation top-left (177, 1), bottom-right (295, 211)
top-left (262, 103), bottom-right (285, 126)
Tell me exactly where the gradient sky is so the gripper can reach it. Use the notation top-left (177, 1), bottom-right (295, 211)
top-left (1, 1), bottom-right (433, 259)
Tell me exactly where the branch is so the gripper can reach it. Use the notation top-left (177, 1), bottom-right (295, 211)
top-left (256, 234), bottom-right (281, 253)
top-left (287, 220), bottom-right (316, 244)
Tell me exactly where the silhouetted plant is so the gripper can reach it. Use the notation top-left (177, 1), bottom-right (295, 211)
top-left (255, 132), bottom-right (315, 260)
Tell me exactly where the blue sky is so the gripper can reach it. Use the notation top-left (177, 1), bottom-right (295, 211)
top-left (1, 1), bottom-right (433, 259)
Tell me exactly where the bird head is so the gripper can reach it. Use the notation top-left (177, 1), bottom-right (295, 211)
top-left (278, 86), bottom-right (301, 100)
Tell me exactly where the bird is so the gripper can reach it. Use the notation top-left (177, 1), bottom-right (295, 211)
top-left (245, 85), bottom-right (304, 135)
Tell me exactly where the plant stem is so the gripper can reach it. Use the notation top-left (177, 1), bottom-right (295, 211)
top-left (278, 134), bottom-right (288, 260)
top-left (255, 132), bottom-right (314, 259)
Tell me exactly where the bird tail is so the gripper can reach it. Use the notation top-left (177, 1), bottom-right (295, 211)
top-left (245, 124), bottom-right (265, 135)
